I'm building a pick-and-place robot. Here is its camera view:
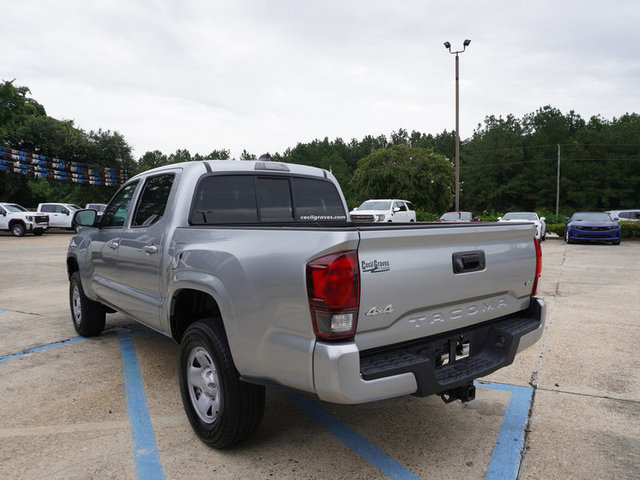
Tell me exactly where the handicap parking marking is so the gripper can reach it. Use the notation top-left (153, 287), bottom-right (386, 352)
top-left (479, 381), bottom-right (534, 480)
top-left (0, 330), bottom-right (535, 480)
top-left (285, 382), bottom-right (533, 480)
top-left (0, 309), bottom-right (9, 314)
top-left (283, 390), bottom-right (423, 480)
top-left (0, 336), bottom-right (84, 366)
top-left (117, 330), bottom-right (166, 480)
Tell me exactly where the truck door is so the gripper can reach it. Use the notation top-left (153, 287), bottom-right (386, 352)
top-left (89, 181), bottom-right (140, 306)
top-left (115, 172), bottom-right (178, 329)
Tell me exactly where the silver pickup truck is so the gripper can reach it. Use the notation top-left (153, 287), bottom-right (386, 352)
top-left (67, 160), bottom-right (545, 449)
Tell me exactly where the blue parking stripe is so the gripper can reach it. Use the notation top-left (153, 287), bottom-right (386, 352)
top-left (0, 309), bottom-right (9, 314)
top-left (0, 337), bottom-right (84, 366)
top-left (117, 330), bottom-right (166, 480)
top-left (478, 381), bottom-right (533, 480)
top-left (283, 390), bottom-right (423, 480)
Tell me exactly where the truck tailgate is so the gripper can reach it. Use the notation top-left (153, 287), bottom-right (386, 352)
top-left (355, 222), bottom-right (537, 351)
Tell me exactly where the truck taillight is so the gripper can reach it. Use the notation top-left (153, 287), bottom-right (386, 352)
top-left (531, 238), bottom-right (542, 296)
top-left (306, 250), bottom-right (360, 341)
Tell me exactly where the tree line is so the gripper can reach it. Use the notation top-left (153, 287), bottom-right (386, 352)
top-left (1, 80), bottom-right (638, 215)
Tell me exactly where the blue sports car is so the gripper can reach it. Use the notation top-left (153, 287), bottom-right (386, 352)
top-left (565, 212), bottom-right (621, 245)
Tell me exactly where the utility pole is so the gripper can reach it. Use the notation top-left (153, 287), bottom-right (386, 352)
top-left (556, 144), bottom-right (560, 215)
top-left (444, 39), bottom-right (471, 211)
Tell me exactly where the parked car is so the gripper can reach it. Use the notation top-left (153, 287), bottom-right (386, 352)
top-left (0, 203), bottom-right (49, 236)
top-left (350, 199), bottom-right (416, 222)
top-left (605, 209), bottom-right (640, 221)
top-left (68, 160), bottom-right (544, 448)
top-left (565, 212), bottom-right (621, 245)
top-left (37, 203), bottom-right (82, 230)
top-left (498, 212), bottom-right (546, 241)
top-left (435, 211), bottom-right (480, 222)
top-left (85, 203), bottom-right (108, 220)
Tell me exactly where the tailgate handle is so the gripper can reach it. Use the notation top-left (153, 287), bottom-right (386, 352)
top-left (452, 251), bottom-right (485, 274)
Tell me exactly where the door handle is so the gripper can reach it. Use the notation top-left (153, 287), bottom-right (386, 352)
top-left (143, 245), bottom-right (158, 254)
top-left (107, 240), bottom-right (119, 250)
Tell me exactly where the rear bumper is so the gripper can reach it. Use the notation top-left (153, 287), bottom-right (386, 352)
top-left (313, 297), bottom-right (546, 404)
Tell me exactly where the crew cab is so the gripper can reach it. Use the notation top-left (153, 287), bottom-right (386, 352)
top-left (350, 199), bottom-right (416, 222)
top-left (37, 202), bottom-right (82, 229)
top-left (67, 160), bottom-right (545, 449)
top-left (0, 203), bottom-right (49, 236)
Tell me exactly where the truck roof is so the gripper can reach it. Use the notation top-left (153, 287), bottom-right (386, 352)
top-left (129, 160), bottom-right (332, 182)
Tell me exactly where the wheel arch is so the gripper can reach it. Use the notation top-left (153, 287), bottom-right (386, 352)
top-left (170, 288), bottom-right (224, 344)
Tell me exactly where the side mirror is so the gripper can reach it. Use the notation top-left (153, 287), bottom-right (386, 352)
top-left (565, 217), bottom-right (570, 223)
top-left (614, 217), bottom-right (620, 221)
top-left (73, 209), bottom-right (98, 228)
top-left (353, 207), bottom-right (358, 211)
top-left (393, 207), bottom-right (400, 212)
top-left (497, 217), bottom-right (502, 221)
top-left (540, 217), bottom-right (546, 221)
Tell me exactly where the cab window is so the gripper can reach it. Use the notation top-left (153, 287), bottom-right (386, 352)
top-left (132, 174), bottom-right (175, 227)
top-left (102, 181), bottom-right (140, 227)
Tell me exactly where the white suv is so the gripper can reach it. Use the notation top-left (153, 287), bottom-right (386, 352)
top-left (37, 203), bottom-right (82, 229)
top-left (0, 203), bottom-right (49, 236)
top-left (606, 209), bottom-right (640, 221)
top-left (350, 199), bottom-right (416, 222)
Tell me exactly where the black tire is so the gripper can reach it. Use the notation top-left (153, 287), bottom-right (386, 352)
top-left (178, 319), bottom-right (265, 449)
top-left (33, 229), bottom-right (44, 236)
top-left (11, 222), bottom-right (25, 237)
top-left (69, 271), bottom-right (105, 337)
top-left (612, 239), bottom-right (621, 245)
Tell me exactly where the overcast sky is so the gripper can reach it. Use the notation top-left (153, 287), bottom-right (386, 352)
top-left (3, 1), bottom-right (639, 159)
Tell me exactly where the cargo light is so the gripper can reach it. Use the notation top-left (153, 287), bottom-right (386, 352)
top-left (306, 250), bottom-right (360, 341)
top-left (531, 238), bottom-right (542, 296)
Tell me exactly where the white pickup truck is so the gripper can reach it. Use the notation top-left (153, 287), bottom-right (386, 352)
top-left (350, 199), bottom-right (416, 222)
top-left (67, 160), bottom-right (545, 449)
top-left (0, 203), bottom-right (49, 236)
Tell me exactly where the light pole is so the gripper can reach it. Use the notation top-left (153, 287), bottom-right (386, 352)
top-left (444, 39), bottom-right (471, 211)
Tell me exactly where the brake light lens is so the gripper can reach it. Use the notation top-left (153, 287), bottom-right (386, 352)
top-left (531, 238), bottom-right (542, 296)
top-left (306, 250), bottom-right (360, 341)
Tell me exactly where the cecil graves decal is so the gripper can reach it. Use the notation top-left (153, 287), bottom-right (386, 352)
top-left (361, 259), bottom-right (390, 273)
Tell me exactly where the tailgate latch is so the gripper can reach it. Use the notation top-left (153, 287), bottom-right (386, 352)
top-left (452, 251), bottom-right (486, 274)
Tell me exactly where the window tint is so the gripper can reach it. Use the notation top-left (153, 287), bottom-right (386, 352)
top-left (102, 181), bottom-right (139, 227)
top-left (293, 178), bottom-right (346, 221)
top-left (191, 175), bottom-right (258, 224)
top-left (41, 205), bottom-right (54, 213)
top-left (257, 177), bottom-right (293, 221)
top-left (190, 174), bottom-right (347, 224)
top-left (133, 174), bottom-right (174, 227)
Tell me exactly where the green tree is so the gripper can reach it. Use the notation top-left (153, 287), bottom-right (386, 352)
top-left (350, 144), bottom-right (454, 212)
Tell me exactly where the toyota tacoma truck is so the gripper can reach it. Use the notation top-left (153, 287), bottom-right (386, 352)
top-left (0, 202), bottom-right (49, 236)
top-left (67, 160), bottom-right (545, 449)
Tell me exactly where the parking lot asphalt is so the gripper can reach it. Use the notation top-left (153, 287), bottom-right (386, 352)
top-left (1, 231), bottom-right (639, 480)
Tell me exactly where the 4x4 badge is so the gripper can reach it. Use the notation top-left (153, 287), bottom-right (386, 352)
top-left (366, 305), bottom-right (394, 316)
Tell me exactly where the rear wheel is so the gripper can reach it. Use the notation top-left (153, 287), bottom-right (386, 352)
top-left (69, 271), bottom-right (105, 336)
top-left (178, 319), bottom-right (265, 449)
top-left (11, 222), bottom-right (25, 237)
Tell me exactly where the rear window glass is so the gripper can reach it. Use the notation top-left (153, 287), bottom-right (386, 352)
top-left (292, 178), bottom-right (347, 221)
top-left (190, 174), bottom-right (346, 224)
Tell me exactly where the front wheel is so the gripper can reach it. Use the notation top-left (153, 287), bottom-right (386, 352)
top-left (11, 223), bottom-right (25, 237)
top-left (69, 271), bottom-right (105, 336)
top-left (178, 320), bottom-right (265, 449)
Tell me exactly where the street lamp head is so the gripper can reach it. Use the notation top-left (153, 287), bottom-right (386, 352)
top-left (463, 39), bottom-right (471, 47)
top-left (443, 41), bottom-right (451, 49)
